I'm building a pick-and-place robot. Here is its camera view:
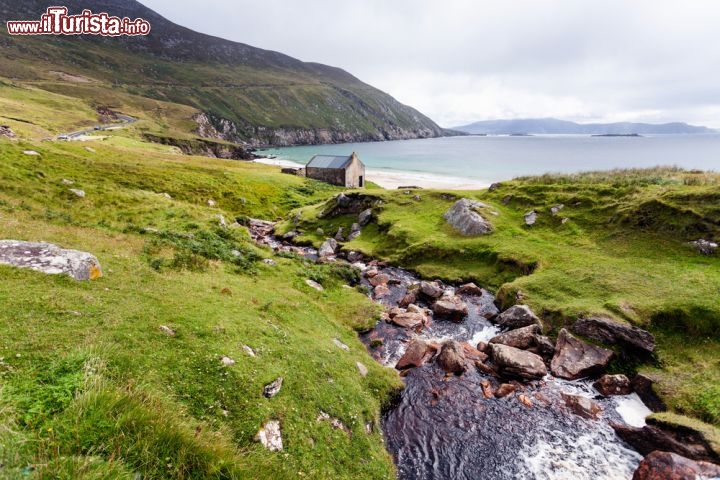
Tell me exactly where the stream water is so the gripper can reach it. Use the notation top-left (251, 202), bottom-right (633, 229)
top-left (248, 222), bottom-right (651, 480)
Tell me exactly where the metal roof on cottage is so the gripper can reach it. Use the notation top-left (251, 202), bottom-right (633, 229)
top-left (306, 155), bottom-right (354, 169)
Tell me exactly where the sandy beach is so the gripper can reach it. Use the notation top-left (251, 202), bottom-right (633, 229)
top-left (253, 157), bottom-right (489, 190)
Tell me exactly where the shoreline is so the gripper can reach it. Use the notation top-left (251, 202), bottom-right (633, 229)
top-left (252, 157), bottom-right (490, 190)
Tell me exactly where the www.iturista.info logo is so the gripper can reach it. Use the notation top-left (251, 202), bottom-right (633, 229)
top-left (6, 6), bottom-right (151, 36)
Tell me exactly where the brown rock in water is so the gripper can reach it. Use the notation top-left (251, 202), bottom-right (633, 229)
top-left (399, 291), bottom-right (417, 307)
top-left (461, 342), bottom-right (488, 362)
top-left (387, 307), bottom-right (406, 319)
top-left (457, 282), bottom-right (484, 296)
top-left (420, 281), bottom-right (444, 299)
top-left (494, 305), bottom-right (542, 331)
top-left (489, 324), bottom-right (541, 350)
top-left (632, 451), bottom-right (720, 480)
top-left (364, 267), bottom-right (379, 278)
top-left (369, 273), bottom-right (390, 287)
top-left (391, 312), bottom-right (426, 329)
top-left (495, 383), bottom-right (516, 398)
top-left (594, 374), bottom-right (632, 396)
top-left (489, 343), bottom-right (547, 380)
top-left (562, 393), bottom-right (602, 419)
top-left (573, 316), bottom-right (655, 354)
top-left (518, 394), bottom-right (533, 408)
top-left (433, 297), bottom-right (469, 321)
top-left (476, 341), bottom-right (488, 353)
top-left (396, 338), bottom-right (435, 370)
top-left (550, 329), bottom-right (614, 380)
top-left (374, 284), bottom-right (391, 298)
top-left (480, 380), bottom-right (494, 399)
top-left (437, 340), bottom-right (467, 374)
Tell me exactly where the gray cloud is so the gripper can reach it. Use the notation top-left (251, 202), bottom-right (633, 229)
top-left (141, 0), bottom-right (720, 128)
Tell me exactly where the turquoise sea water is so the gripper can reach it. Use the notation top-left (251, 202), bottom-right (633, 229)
top-left (260, 134), bottom-right (720, 183)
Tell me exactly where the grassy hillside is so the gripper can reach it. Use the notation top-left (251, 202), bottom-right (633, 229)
top-left (279, 168), bottom-right (720, 428)
top-left (0, 0), bottom-right (444, 146)
top-left (0, 118), bottom-right (403, 478)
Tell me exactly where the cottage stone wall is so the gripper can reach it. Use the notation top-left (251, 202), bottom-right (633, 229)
top-left (306, 167), bottom-right (346, 186)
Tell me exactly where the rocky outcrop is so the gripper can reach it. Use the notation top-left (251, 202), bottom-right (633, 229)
top-left (613, 420), bottom-right (720, 464)
top-left (632, 451), bottom-right (720, 480)
top-left (494, 305), bottom-right (543, 331)
top-left (433, 297), bottom-right (469, 321)
top-left (443, 199), bottom-right (493, 236)
top-left (573, 316), bottom-right (655, 354)
top-left (551, 329), bottom-right (613, 379)
top-left (489, 343), bottom-right (547, 380)
top-left (437, 340), bottom-right (467, 374)
top-left (0, 240), bottom-right (102, 281)
top-left (143, 133), bottom-right (253, 160)
top-left (594, 374), bottom-right (632, 396)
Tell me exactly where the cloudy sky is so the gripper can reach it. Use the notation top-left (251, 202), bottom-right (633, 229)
top-left (142, 0), bottom-right (720, 128)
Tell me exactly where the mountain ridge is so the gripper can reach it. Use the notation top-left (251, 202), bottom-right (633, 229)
top-left (453, 118), bottom-right (717, 135)
top-left (0, 0), bottom-right (446, 146)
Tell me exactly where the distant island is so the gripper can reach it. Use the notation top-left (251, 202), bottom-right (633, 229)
top-left (452, 118), bottom-right (717, 135)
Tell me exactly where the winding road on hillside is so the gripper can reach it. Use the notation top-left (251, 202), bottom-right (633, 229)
top-left (57, 114), bottom-right (136, 140)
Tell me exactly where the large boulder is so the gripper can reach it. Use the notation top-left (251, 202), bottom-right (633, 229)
top-left (0, 240), bottom-right (102, 281)
top-left (489, 343), bottom-right (547, 380)
top-left (318, 238), bottom-right (338, 258)
top-left (550, 329), bottom-right (614, 380)
top-left (443, 198), bottom-right (493, 236)
top-left (632, 451), bottom-right (720, 480)
top-left (433, 297), bottom-right (468, 322)
top-left (489, 324), bottom-right (541, 350)
top-left (437, 340), bottom-right (467, 374)
top-left (573, 316), bottom-right (655, 354)
top-left (494, 305), bottom-right (542, 331)
top-left (594, 374), bottom-right (632, 396)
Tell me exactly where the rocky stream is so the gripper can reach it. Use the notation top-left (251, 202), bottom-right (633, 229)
top-left (248, 217), bottom-right (718, 480)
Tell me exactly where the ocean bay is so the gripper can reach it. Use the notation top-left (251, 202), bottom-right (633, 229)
top-left (262, 134), bottom-right (720, 187)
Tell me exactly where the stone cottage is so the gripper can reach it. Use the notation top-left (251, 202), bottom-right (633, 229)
top-left (305, 152), bottom-right (365, 188)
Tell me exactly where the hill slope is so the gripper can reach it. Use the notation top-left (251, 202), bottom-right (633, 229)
top-left (454, 118), bottom-right (716, 135)
top-left (0, 0), bottom-right (444, 146)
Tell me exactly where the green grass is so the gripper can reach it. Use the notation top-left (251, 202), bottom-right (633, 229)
top-left (0, 133), bottom-right (401, 478)
top-left (280, 168), bottom-right (720, 429)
